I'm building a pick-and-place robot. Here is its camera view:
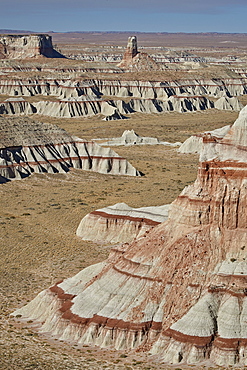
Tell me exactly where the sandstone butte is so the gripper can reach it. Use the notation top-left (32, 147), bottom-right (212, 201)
top-left (12, 105), bottom-right (247, 367)
top-left (0, 34), bottom-right (64, 59)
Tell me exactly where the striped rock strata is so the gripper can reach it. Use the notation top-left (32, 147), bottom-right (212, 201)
top-left (0, 78), bottom-right (246, 100)
top-left (76, 203), bottom-right (170, 244)
top-left (34, 96), bottom-right (242, 115)
top-left (0, 34), bottom-right (64, 59)
top-left (0, 97), bottom-right (36, 115)
top-left (0, 96), bottom-right (220, 118)
top-left (0, 117), bottom-right (141, 182)
top-left (94, 78), bottom-right (247, 99)
top-left (12, 106), bottom-right (247, 366)
top-left (0, 79), bottom-right (100, 99)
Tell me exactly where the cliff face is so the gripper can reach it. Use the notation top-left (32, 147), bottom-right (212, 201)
top-left (12, 106), bottom-right (247, 367)
top-left (0, 96), bottom-right (231, 119)
top-left (0, 34), bottom-right (64, 59)
top-left (0, 78), bottom-right (246, 100)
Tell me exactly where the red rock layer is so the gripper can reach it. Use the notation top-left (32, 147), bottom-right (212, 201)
top-left (91, 210), bottom-right (160, 226)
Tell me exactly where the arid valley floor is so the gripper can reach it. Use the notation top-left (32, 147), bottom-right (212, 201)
top-left (1, 32), bottom-right (247, 369)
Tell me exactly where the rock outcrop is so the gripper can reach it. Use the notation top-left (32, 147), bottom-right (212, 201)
top-left (76, 203), bottom-right (170, 244)
top-left (12, 105), bottom-right (247, 367)
top-left (0, 34), bottom-right (64, 59)
top-left (117, 36), bottom-right (161, 71)
top-left (96, 130), bottom-right (181, 147)
top-left (214, 96), bottom-right (243, 111)
top-left (0, 77), bottom-right (246, 101)
top-left (42, 95), bottom-right (237, 117)
top-left (178, 125), bottom-right (231, 154)
top-left (117, 36), bottom-right (138, 68)
top-left (0, 97), bottom-right (36, 115)
top-left (0, 117), bottom-right (142, 182)
top-left (0, 96), bottom-right (218, 118)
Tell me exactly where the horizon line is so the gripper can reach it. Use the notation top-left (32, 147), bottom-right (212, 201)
top-left (1, 29), bottom-right (247, 35)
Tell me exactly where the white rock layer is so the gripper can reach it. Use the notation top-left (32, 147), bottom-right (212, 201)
top-left (76, 202), bottom-right (170, 244)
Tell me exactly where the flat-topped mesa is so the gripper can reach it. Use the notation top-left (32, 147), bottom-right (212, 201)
top-left (12, 107), bottom-right (247, 367)
top-left (0, 34), bottom-right (64, 59)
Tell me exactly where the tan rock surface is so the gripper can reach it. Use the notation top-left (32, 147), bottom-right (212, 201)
top-left (0, 34), bottom-right (64, 59)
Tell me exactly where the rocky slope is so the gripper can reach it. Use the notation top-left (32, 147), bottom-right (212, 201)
top-left (12, 105), bottom-right (247, 367)
top-left (0, 95), bottom-right (241, 119)
top-left (76, 202), bottom-right (170, 244)
top-left (0, 97), bottom-right (36, 115)
top-left (0, 34), bottom-right (64, 59)
top-left (178, 124), bottom-right (231, 154)
top-left (0, 77), bottom-right (246, 101)
top-left (0, 117), bottom-right (142, 182)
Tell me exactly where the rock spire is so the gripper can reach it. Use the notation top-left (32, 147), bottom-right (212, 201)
top-left (117, 36), bottom-right (139, 68)
top-left (125, 36), bottom-right (138, 58)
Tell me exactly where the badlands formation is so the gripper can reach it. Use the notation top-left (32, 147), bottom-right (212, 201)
top-left (0, 35), bottom-right (245, 122)
top-left (2, 32), bottom-right (247, 369)
top-left (0, 79), bottom-right (244, 119)
top-left (0, 116), bottom-right (141, 182)
top-left (12, 105), bottom-right (247, 366)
